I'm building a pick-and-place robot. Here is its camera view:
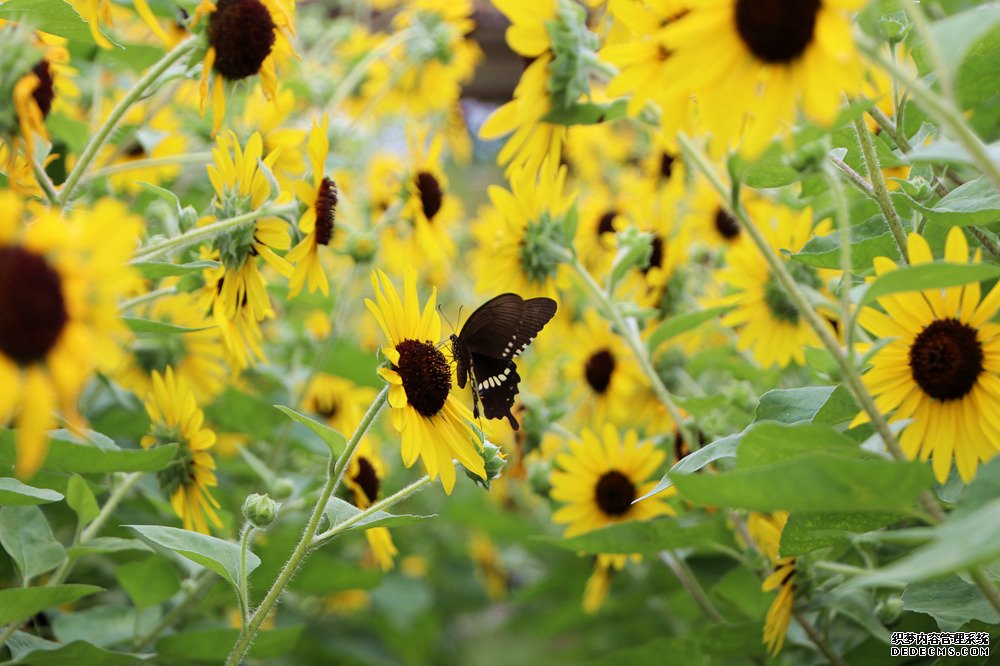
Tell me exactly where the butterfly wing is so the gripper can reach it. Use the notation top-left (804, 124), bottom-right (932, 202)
top-left (470, 352), bottom-right (521, 429)
top-left (453, 293), bottom-right (525, 391)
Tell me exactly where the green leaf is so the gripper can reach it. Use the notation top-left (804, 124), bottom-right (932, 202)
top-left (671, 424), bottom-right (934, 513)
top-left (0, 585), bottom-right (102, 626)
top-left (50, 606), bottom-right (157, 649)
top-left (65, 474), bottom-right (99, 525)
top-left (67, 536), bottom-right (152, 560)
top-left (0, 506), bottom-right (66, 583)
top-left (635, 432), bottom-right (741, 502)
top-left (858, 262), bottom-right (1000, 309)
top-left (127, 524), bottom-right (260, 593)
top-left (903, 576), bottom-right (1000, 630)
top-left (3, 633), bottom-right (151, 665)
top-left (906, 177), bottom-right (1000, 226)
top-left (290, 553), bottom-right (383, 594)
top-left (0, 478), bottom-right (63, 506)
top-left (907, 139), bottom-right (1000, 167)
top-left (755, 386), bottom-right (836, 423)
top-left (136, 181), bottom-right (181, 212)
top-left (740, 146), bottom-right (799, 188)
top-left (113, 555), bottom-right (180, 608)
top-left (847, 497), bottom-right (1000, 589)
top-left (122, 317), bottom-right (210, 334)
top-left (0, 430), bottom-right (177, 474)
top-left (0, 0), bottom-right (105, 45)
top-left (541, 99), bottom-right (628, 126)
top-left (539, 516), bottom-right (733, 555)
top-left (47, 112), bottom-right (89, 155)
top-left (737, 422), bottom-right (857, 469)
top-left (780, 512), bottom-right (903, 556)
top-left (925, 2), bottom-right (1000, 73)
top-left (133, 260), bottom-right (221, 279)
top-left (203, 387), bottom-right (287, 439)
top-left (647, 306), bottom-right (732, 353)
top-left (792, 230), bottom-right (901, 271)
top-left (155, 626), bottom-right (303, 661)
top-left (274, 405), bottom-right (347, 457)
top-left (323, 496), bottom-right (434, 533)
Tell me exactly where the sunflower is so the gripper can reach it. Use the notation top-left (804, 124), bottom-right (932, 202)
top-left (749, 511), bottom-right (797, 655)
top-left (302, 372), bottom-right (378, 437)
top-left (657, 0), bottom-right (864, 155)
top-left (680, 179), bottom-right (748, 252)
top-left (852, 227), bottom-right (1000, 483)
top-left (470, 159), bottom-right (575, 300)
top-left (238, 88), bottom-right (307, 189)
top-left (0, 194), bottom-right (139, 478)
top-left (550, 425), bottom-right (673, 537)
top-left (288, 114), bottom-right (336, 297)
top-left (67, 0), bottom-right (170, 47)
top-left (141, 367), bottom-right (223, 534)
top-left (345, 439), bottom-right (398, 571)
top-left (116, 292), bottom-right (229, 405)
top-left (469, 532), bottom-right (508, 600)
top-left (203, 130), bottom-right (292, 323)
top-left (382, 130), bottom-right (459, 283)
top-left (582, 553), bottom-right (640, 614)
top-left (365, 270), bottom-right (486, 494)
top-left (563, 310), bottom-right (644, 429)
top-left (715, 200), bottom-right (836, 368)
top-left (193, 0), bottom-right (296, 133)
top-left (478, 0), bottom-right (566, 176)
top-left (97, 101), bottom-right (188, 194)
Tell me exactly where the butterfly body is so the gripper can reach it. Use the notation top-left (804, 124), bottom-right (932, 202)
top-left (450, 293), bottom-right (557, 429)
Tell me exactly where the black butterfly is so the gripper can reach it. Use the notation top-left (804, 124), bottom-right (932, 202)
top-left (450, 294), bottom-right (557, 430)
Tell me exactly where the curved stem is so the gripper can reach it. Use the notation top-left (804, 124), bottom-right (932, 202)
top-left (57, 37), bottom-right (197, 206)
top-left (224, 386), bottom-right (388, 666)
top-left (131, 203), bottom-right (296, 263)
top-left (861, 38), bottom-right (1000, 194)
top-left (560, 251), bottom-right (697, 450)
top-left (312, 475), bottom-right (433, 548)
top-left (32, 155), bottom-right (58, 205)
top-left (84, 152), bottom-right (212, 182)
top-left (238, 525), bottom-right (254, 626)
top-left (851, 110), bottom-right (909, 263)
top-left (823, 162), bottom-right (856, 361)
top-left (133, 570), bottom-right (214, 651)
top-left (119, 286), bottom-right (178, 312)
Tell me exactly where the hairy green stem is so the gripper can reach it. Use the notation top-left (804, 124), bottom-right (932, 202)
top-left (133, 570), bottom-right (214, 651)
top-left (119, 286), bottom-right (178, 312)
top-left (225, 386), bottom-right (388, 666)
top-left (861, 38), bottom-right (1000, 195)
top-left (239, 525), bottom-right (255, 626)
top-left (794, 609), bottom-right (849, 666)
top-left (32, 156), bottom-right (58, 205)
top-left (852, 111), bottom-right (909, 263)
top-left (561, 251), bottom-right (697, 452)
top-left (312, 475), bottom-right (433, 548)
top-left (828, 155), bottom-right (875, 197)
top-left (57, 37), bottom-right (197, 206)
top-left (823, 162), bottom-right (857, 361)
top-left (131, 203), bottom-right (296, 263)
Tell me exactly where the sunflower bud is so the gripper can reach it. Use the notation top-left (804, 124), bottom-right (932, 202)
top-left (242, 492), bottom-right (278, 528)
top-left (607, 227), bottom-right (653, 291)
top-left (346, 229), bottom-right (378, 265)
top-left (466, 440), bottom-right (506, 491)
top-left (546, 0), bottom-right (601, 109)
top-left (878, 16), bottom-right (909, 44)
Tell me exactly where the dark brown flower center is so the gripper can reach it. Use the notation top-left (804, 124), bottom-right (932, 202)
top-left (734, 0), bottom-right (821, 64)
top-left (584, 348), bottom-right (616, 394)
top-left (314, 177), bottom-right (337, 246)
top-left (0, 246), bottom-right (68, 365)
top-left (714, 207), bottom-right (741, 240)
top-left (595, 470), bottom-right (636, 517)
top-left (395, 338), bottom-right (452, 417)
top-left (316, 398), bottom-right (340, 420)
top-left (124, 141), bottom-right (147, 158)
top-left (30, 60), bottom-right (55, 119)
top-left (659, 152), bottom-right (676, 179)
top-left (909, 318), bottom-right (984, 401)
top-left (641, 235), bottom-right (664, 274)
top-left (596, 211), bottom-right (617, 237)
top-left (208, 0), bottom-right (275, 80)
top-left (353, 455), bottom-right (380, 504)
top-left (415, 171), bottom-right (443, 221)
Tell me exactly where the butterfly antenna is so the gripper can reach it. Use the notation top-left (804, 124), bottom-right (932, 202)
top-left (438, 303), bottom-right (457, 336)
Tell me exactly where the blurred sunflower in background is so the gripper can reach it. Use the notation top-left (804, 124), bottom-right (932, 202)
top-left (749, 511), bottom-right (797, 655)
top-left (853, 227), bottom-right (1000, 483)
top-left (303, 373), bottom-right (378, 438)
top-left (194, 0), bottom-right (296, 132)
top-left (0, 194), bottom-right (139, 478)
top-left (366, 270), bottom-right (486, 494)
top-left (658, 0), bottom-right (864, 155)
top-left (715, 200), bottom-right (836, 368)
top-left (288, 114), bottom-right (336, 297)
top-left (142, 367), bottom-right (223, 534)
top-left (345, 439), bottom-right (399, 571)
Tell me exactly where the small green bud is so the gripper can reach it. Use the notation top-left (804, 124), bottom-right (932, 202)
top-left (466, 440), bottom-right (507, 490)
top-left (878, 17), bottom-right (909, 43)
top-left (877, 594), bottom-right (904, 625)
top-left (242, 493), bottom-right (279, 528)
top-left (346, 228), bottom-right (378, 265)
top-left (608, 227), bottom-right (653, 291)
